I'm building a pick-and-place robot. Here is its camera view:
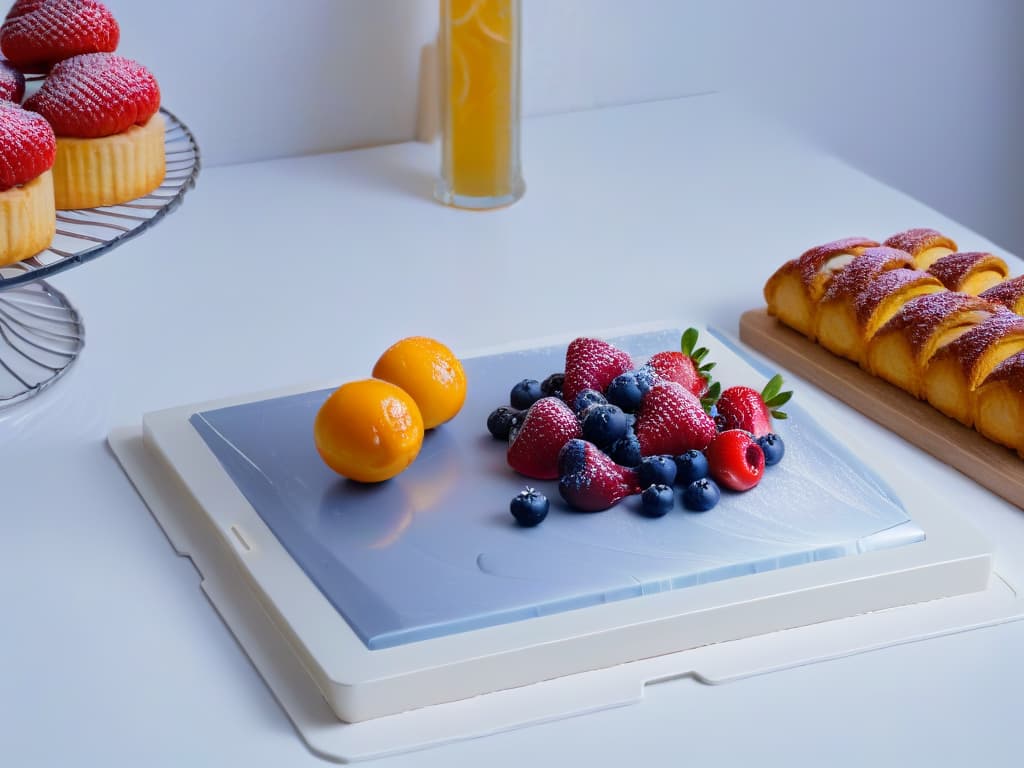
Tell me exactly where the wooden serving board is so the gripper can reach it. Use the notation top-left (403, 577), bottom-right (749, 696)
top-left (739, 307), bottom-right (1024, 510)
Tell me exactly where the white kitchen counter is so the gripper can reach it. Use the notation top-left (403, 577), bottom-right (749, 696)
top-left (3, 93), bottom-right (1022, 766)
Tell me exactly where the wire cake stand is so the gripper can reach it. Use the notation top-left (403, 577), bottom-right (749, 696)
top-left (0, 108), bottom-right (200, 409)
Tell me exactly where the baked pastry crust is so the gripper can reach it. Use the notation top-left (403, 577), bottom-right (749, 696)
top-left (866, 293), bottom-right (996, 397)
top-left (51, 112), bottom-right (165, 209)
top-left (883, 228), bottom-right (957, 270)
top-left (0, 170), bottom-right (55, 266)
top-left (975, 351), bottom-right (1024, 456)
top-left (763, 237), bottom-right (878, 339)
top-left (927, 252), bottom-right (1008, 295)
top-left (980, 275), bottom-right (1024, 314)
top-left (922, 310), bottom-right (1024, 427)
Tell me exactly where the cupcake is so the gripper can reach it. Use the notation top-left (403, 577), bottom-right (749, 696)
top-left (0, 100), bottom-right (55, 265)
top-left (24, 52), bottom-right (163, 209)
top-left (0, 0), bottom-right (119, 71)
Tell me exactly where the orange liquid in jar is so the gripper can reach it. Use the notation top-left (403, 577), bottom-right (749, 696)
top-left (441, 0), bottom-right (521, 206)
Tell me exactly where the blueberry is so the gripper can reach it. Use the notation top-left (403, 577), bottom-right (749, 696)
top-left (758, 433), bottom-right (785, 466)
top-left (510, 379), bottom-right (543, 409)
top-left (682, 478), bottom-right (720, 512)
top-left (634, 364), bottom-right (659, 394)
top-left (487, 406), bottom-right (522, 440)
top-left (581, 404), bottom-right (628, 447)
top-left (675, 449), bottom-right (709, 484)
top-left (608, 431), bottom-right (642, 467)
top-left (557, 438), bottom-right (588, 476)
top-left (638, 455), bottom-right (677, 488)
top-left (540, 372), bottom-right (565, 398)
top-left (510, 487), bottom-right (549, 527)
top-left (572, 388), bottom-right (607, 413)
top-left (640, 484), bottom-right (674, 517)
top-left (606, 372), bottom-right (643, 412)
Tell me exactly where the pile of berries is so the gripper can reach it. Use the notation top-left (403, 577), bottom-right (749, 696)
top-left (486, 332), bottom-right (792, 526)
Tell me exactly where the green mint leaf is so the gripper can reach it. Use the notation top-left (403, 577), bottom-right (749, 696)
top-left (767, 390), bottom-right (793, 408)
top-left (771, 410), bottom-right (788, 420)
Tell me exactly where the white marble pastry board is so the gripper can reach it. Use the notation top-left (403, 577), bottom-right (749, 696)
top-left (108, 326), bottom-right (1024, 762)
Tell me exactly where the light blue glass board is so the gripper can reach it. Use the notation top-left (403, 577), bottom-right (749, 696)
top-left (190, 330), bottom-right (923, 650)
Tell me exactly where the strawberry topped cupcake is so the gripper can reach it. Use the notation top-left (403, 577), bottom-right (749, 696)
top-left (0, 0), bottom-right (118, 71)
top-left (25, 51), bottom-right (164, 208)
top-left (0, 100), bottom-right (55, 265)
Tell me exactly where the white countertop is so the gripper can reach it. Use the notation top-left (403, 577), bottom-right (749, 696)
top-left (3, 93), bottom-right (1023, 766)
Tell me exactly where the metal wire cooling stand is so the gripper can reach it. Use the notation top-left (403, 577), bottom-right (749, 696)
top-left (0, 108), bottom-right (200, 409)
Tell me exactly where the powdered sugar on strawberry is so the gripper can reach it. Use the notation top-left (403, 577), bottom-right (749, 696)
top-left (562, 337), bottom-right (633, 405)
top-left (557, 439), bottom-right (639, 512)
top-left (0, 59), bottom-right (24, 102)
top-left (25, 52), bottom-right (159, 138)
top-left (634, 381), bottom-right (716, 456)
top-left (1, 0), bottom-right (119, 70)
top-left (0, 100), bottom-right (55, 190)
top-left (647, 350), bottom-right (706, 397)
top-left (507, 397), bottom-right (581, 480)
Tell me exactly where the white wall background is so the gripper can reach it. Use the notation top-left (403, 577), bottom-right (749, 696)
top-left (107, 0), bottom-right (1022, 253)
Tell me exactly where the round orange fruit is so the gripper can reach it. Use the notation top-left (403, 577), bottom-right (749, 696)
top-left (372, 336), bottom-right (467, 429)
top-left (314, 379), bottom-right (424, 483)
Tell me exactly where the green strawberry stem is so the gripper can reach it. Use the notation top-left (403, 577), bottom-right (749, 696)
top-left (701, 380), bottom-right (721, 413)
top-left (681, 328), bottom-right (720, 404)
top-left (761, 374), bottom-right (794, 419)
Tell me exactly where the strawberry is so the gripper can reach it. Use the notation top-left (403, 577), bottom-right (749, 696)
top-left (0, 59), bottom-right (24, 102)
top-left (0, 101), bottom-right (56, 190)
top-left (24, 53), bottom-right (160, 138)
top-left (507, 397), bottom-right (581, 480)
top-left (707, 430), bottom-right (765, 491)
top-left (1, 0), bottom-right (119, 70)
top-left (634, 381), bottom-right (716, 456)
top-left (557, 439), bottom-right (639, 512)
top-left (562, 337), bottom-right (633, 405)
top-left (715, 374), bottom-right (792, 438)
top-left (646, 328), bottom-right (718, 401)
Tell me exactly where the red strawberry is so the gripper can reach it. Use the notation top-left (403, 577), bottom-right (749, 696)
top-left (707, 430), bottom-right (765, 491)
top-left (562, 337), bottom-right (633, 405)
top-left (647, 351), bottom-right (706, 397)
top-left (634, 381), bottom-right (716, 456)
top-left (646, 328), bottom-right (718, 398)
top-left (507, 397), bottom-right (581, 480)
top-left (24, 53), bottom-right (160, 138)
top-left (0, 101), bottom-right (55, 190)
top-left (1, 0), bottom-right (119, 70)
top-left (715, 375), bottom-right (793, 438)
top-left (557, 439), bottom-right (639, 511)
top-left (0, 59), bottom-right (24, 102)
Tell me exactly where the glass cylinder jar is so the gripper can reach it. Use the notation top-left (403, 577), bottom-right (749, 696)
top-left (435, 0), bottom-right (525, 210)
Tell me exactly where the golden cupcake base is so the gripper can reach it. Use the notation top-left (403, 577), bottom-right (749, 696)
top-left (0, 171), bottom-right (57, 267)
top-left (52, 113), bottom-right (167, 210)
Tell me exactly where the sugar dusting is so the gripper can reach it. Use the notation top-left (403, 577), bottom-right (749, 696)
top-left (0, 59), bottom-right (24, 102)
top-left (820, 247), bottom-right (913, 303)
top-left (0, 0), bottom-right (119, 69)
top-left (927, 252), bottom-right (1007, 291)
top-left (853, 269), bottom-right (939, 327)
top-left (883, 228), bottom-right (957, 256)
top-left (980, 275), bottom-right (1024, 309)
top-left (796, 236), bottom-right (878, 288)
top-left (24, 52), bottom-right (159, 138)
top-left (0, 99), bottom-right (55, 190)
top-left (983, 350), bottom-right (1024, 392)
top-left (879, 292), bottom-right (994, 357)
top-left (938, 309), bottom-right (1024, 380)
